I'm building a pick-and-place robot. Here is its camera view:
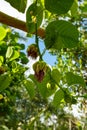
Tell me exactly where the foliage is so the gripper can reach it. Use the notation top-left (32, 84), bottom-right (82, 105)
top-left (0, 0), bottom-right (87, 129)
top-left (45, 20), bottom-right (79, 49)
top-left (4, 0), bottom-right (27, 13)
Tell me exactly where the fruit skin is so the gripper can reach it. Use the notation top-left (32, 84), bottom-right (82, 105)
top-left (27, 44), bottom-right (39, 59)
top-left (33, 61), bottom-right (49, 82)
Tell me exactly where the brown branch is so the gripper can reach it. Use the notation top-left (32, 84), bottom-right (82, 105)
top-left (0, 11), bottom-right (27, 31)
top-left (0, 11), bottom-right (45, 39)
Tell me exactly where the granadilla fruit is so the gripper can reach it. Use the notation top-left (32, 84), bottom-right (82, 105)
top-left (27, 44), bottom-right (39, 59)
top-left (33, 61), bottom-right (49, 82)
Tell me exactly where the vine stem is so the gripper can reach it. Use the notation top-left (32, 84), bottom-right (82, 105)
top-left (35, 0), bottom-right (42, 60)
top-left (41, 48), bottom-right (46, 57)
top-left (49, 73), bottom-right (65, 93)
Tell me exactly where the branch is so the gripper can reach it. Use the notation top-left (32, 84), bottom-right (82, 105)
top-left (0, 11), bottom-right (45, 39)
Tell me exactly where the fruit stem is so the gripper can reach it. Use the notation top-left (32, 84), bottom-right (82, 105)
top-left (41, 48), bottom-right (46, 57)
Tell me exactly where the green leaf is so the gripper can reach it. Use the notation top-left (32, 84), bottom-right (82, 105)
top-left (0, 74), bottom-right (11, 91)
top-left (5, 0), bottom-right (27, 13)
top-left (24, 80), bottom-right (35, 99)
top-left (34, 74), bottom-right (50, 98)
top-left (82, 94), bottom-right (87, 99)
top-left (46, 81), bottom-right (57, 97)
top-left (21, 56), bottom-right (29, 64)
top-left (19, 44), bottom-right (25, 50)
top-left (0, 41), bottom-right (6, 46)
top-left (81, 2), bottom-right (87, 13)
top-left (29, 73), bottom-right (55, 98)
top-left (70, 0), bottom-right (78, 17)
top-left (20, 52), bottom-right (29, 64)
top-left (45, 0), bottom-right (74, 15)
top-left (45, 20), bottom-right (79, 50)
top-left (0, 27), bottom-right (7, 41)
top-left (64, 92), bottom-right (72, 103)
top-left (64, 89), bottom-right (77, 104)
top-left (0, 56), bottom-right (4, 66)
top-left (9, 50), bottom-right (20, 61)
top-left (51, 68), bottom-right (61, 84)
top-left (0, 125), bottom-right (9, 130)
top-left (66, 72), bottom-right (86, 87)
top-left (6, 46), bottom-right (14, 59)
top-left (53, 89), bottom-right (64, 107)
top-left (26, 3), bottom-right (43, 33)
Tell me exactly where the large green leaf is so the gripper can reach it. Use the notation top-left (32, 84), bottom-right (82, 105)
top-left (26, 3), bottom-right (43, 33)
top-left (0, 74), bottom-right (11, 91)
top-left (45, 0), bottom-right (74, 15)
top-left (5, 0), bottom-right (27, 13)
top-left (0, 27), bottom-right (7, 41)
top-left (24, 80), bottom-right (35, 99)
top-left (66, 72), bottom-right (86, 87)
top-left (53, 89), bottom-right (64, 107)
top-left (45, 20), bottom-right (79, 50)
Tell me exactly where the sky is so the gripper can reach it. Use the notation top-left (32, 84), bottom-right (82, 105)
top-left (0, 0), bottom-right (27, 21)
top-left (0, 0), bottom-right (56, 66)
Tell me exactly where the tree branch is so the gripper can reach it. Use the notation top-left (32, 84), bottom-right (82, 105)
top-left (0, 11), bottom-right (45, 39)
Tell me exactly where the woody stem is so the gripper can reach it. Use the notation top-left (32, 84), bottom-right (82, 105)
top-left (35, 0), bottom-right (42, 60)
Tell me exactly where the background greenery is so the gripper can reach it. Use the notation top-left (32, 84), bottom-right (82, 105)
top-left (0, 0), bottom-right (87, 129)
